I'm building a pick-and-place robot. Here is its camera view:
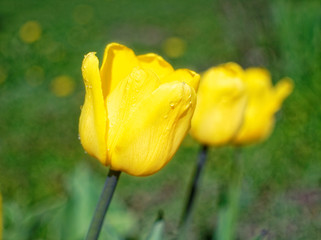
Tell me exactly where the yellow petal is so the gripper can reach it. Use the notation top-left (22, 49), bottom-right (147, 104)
top-left (110, 81), bottom-right (196, 176)
top-left (233, 75), bottom-right (293, 145)
top-left (191, 89), bottom-right (247, 146)
top-left (100, 43), bottom-right (139, 98)
top-left (79, 52), bottom-right (108, 164)
top-left (137, 53), bottom-right (174, 79)
top-left (190, 63), bottom-right (247, 146)
top-left (232, 108), bottom-right (276, 145)
top-left (200, 63), bottom-right (245, 101)
top-left (272, 77), bottom-right (294, 111)
top-left (106, 67), bottom-right (160, 159)
top-left (244, 68), bottom-right (272, 95)
top-left (161, 69), bottom-right (200, 92)
top-left (223, 62), bottom-right (244, 76)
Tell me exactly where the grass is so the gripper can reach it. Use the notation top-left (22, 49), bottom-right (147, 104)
top-left (0, 0), bottom-right (320, 239)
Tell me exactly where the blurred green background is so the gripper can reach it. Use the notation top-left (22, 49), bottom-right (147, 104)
top-left (0, 0), bottom-right (320, 239)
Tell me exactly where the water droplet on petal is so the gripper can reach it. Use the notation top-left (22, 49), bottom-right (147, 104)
top-left (169, 101), bottom-right (176, 108)
top-left (164, 115), bottom-right (168, 119)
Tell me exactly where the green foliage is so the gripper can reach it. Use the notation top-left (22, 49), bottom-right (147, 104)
top-left (3, 166), bottom-right (136, 240)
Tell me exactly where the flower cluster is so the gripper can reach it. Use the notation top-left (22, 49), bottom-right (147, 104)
top-left (79, 43), bottom-right (293, 175)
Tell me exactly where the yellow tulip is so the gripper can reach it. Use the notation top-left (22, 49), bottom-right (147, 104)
top-left (190, 63), bottom-right (247, 146)
top-left (233, 68), bottom-right (293, 145)
top-left (79, 43), bottom-right (199, 176)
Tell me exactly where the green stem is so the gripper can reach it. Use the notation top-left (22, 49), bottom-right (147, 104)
top-left (180, 145), bottom-right (208, 231)
top-left (85, 169), bottom-right (121, 240)
top-left (215, 148), bottom-right (243, 240)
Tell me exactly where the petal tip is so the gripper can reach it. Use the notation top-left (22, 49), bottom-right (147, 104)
top-left (138, 53), bottom-right (173, 68)
top-left (276, 77), bottom-right (294, 98)
top-left (105, 42), bottom-right (132, 52)
top-left (82, 52), bottom-right (99, 79)
top-left (83, 52), bottom-right (98, 65)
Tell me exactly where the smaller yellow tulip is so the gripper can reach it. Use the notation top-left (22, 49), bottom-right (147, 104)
top-left (190, 63), bottom-right (247, 146)
top-left (233, 68), bottom-right (293, 145)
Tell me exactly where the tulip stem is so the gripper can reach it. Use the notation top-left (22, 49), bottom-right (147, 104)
top-left (179, 145), bottom-right (208, 231)
top-left (215, 148), bottom-right (243, 240)
top-left (86, 169), bottom-right (121, 240)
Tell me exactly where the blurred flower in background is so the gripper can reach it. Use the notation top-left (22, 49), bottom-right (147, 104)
top-left (19, 21), bottom-right (42, 44)
top-left (79, 43), bottom-right (199, 176)
top-left (190, 62), bottom-right (247, 146)
top-left (163, 37), bottom-right (186, 59)
top-left (233, 68), bottom-right (293, 145)
top-left (50, 75), bottom-right (76, 97)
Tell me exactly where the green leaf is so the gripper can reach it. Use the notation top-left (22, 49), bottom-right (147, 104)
top-left (145, 211), bottom-right (165, 240)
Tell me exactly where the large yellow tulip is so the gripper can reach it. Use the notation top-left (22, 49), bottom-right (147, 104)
top-left (190, 63), bottom-right (247, 146)
top-left (79, 43), bottom-right (199, 176)
top-left (233, 68), bottom-right (293, 145)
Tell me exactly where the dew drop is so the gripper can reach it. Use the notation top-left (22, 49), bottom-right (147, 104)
top-left (164, 115), bottom-right (168, 119)
top-left (170, 102), bottom-right (176, 108)
top-left (78, 134), bottom-right (81, 140)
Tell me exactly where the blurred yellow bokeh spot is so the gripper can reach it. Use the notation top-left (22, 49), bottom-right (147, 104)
top-left (0, 66), bottom-right (7, 84)
top-left (25, 66), bottom-right (44, 86)
top-left (19, 21), bottom-right (42, 43)
top-left (163, 37), bottom-right (186, 58)
top-left (51, 75), bottom-right (75, 97)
